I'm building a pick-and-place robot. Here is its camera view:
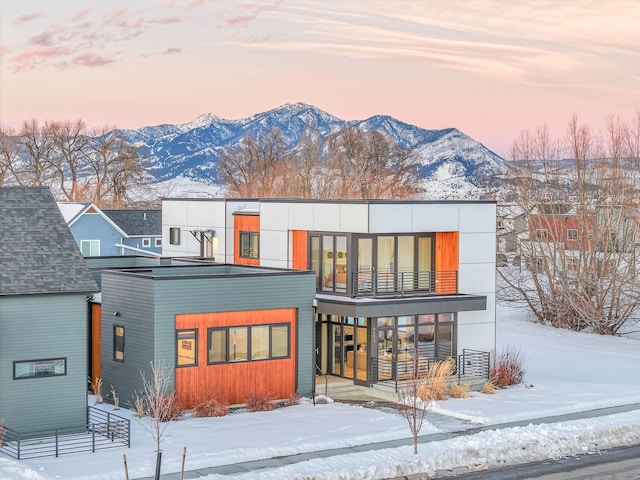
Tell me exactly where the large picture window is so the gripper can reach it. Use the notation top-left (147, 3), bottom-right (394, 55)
top-left (206, 324), bottom-right (290, 364)
top-left (240, 231), bottom-right (259, 258)
top-left (176, 330), bottom-right (197, 367)
top-left (14, 358), bottom-right (67, 379)
top-left (114, 325), bottom-right (125, 362)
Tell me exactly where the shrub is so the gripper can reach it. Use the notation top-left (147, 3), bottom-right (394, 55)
top-left (153, 395), bottom-right (184, 422)
top-left (490, 345), bottom-right (527, 388)
top-left (481, 382), bottom-right (496, 394)
top-left (449, 383), bottom-right (470, 399)
top-left (193, 398), bottom-right (229, 418)
top-left (283, 392), bottom-right (300, 407)
top-left (245, 391), bottom-right (276, 412)
top-left (314, 396), bottom-right (329, 404)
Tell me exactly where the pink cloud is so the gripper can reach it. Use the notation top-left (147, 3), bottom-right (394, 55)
top-left (150, 16), bottom-right (183, 25)
top-left (224, 1), bottom-right (283, 27)
top-left (164, 47), bottom-right (182, 54)
top-left (0, 44), bottom-right (9, 57)
top-left (188, 0), bottom-right (204, 8)
top-left (103, 8), bottom-right (128, 28)
top-left (71, 9), bottom-right (91, 22)
top-left (71, 52), bottom-right (114, 67)
top-left (14, 45), bottom-right (69, 63)
top-left (28, 31), bottom-right (56, 46)
top-left (15, 12), bottom-right (42, 25)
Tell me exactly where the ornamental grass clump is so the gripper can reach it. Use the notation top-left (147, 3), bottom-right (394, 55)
top-left (245, 391), bottom-right (276, 412)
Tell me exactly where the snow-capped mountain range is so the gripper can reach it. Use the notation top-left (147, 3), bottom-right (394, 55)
top-left (119, 103), bottom-right (506, 199)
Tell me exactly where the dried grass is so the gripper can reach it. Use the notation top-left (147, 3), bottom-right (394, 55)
top-left (245, 391), bottom-right (276, 412)
top-left (481, 382), bottom-right (496, 394)
top-left (416, 359), bottom-right (456, 401)
top-left (449, 383), bottom-right (471, 398)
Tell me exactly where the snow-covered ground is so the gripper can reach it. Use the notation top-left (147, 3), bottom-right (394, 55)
top-left (3, 303), bottom-right (640, 480)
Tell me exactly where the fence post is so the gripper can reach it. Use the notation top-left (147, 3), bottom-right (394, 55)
top-left (107, 412), bottom-right (111, 440)
top-left (16, 432), bottom-right (21, 460)
top-left (55, 429), bottom-right (59, 457)
top-left (92, 424), bottom-right (96, 453)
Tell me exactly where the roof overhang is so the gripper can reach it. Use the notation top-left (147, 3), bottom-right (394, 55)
top-left (314, 294), bottom-right (487, 318)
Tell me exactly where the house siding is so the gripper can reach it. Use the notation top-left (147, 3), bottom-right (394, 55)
top-left (71, 213), bottom-right (123, 256)
top-left (100, 273), bottom-right (156, 408)
top-left (0, 294), bottom-right (88, 433)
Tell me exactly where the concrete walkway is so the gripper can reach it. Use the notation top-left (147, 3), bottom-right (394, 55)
top-left (134, 402), bottom-right (640, 480)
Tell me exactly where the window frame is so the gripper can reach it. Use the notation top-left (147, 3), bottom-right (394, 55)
top-left (176, 329), bottom-right (198, 367)
top-left (155, 237), bottom-right (162, 248)
top-left (142, 237), bottom-right (151, 248)
top-left (169, 227), bottom-right (181, 245)
top-left (13, 357), bottom-right (67, 380)
top-left (81, 239), bottom-right (100, 256)
top-left (567, 228), bottom-right (578, 241)
top-left (535, 229), bottom-right (549, 241)
top-left (204, 323), bottom-right (290, 364)
top-left (113, 325), bottom-right (125, 362)
top-left (239, 231), bottom-right (259, 259)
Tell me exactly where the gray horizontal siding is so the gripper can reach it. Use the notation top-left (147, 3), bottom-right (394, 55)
top-left (100, 274), bottom-right (156, 408)
top-left (0, 294), bottom-right (88, 432)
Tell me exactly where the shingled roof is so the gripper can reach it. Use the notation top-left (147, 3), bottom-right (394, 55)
top-left (0, 187), bottom-right (99, 296)
top-left (101, 209), bottom-right (161, 236)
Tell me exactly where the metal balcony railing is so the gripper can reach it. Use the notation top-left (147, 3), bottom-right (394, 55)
top-left (351, 270), bottom-right (458, 298)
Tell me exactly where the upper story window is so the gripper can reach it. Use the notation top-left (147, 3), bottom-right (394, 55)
top-left (169, 228), bottom-right (181, 245)
top-left (142, 238), bottom-right (151, 248)
top-left (81, 239), bottom-right (100, 256)
top-left (535, 229), bottom-right (549, 241)
top-left (155, 238), bottom-right (162, 248)
top-left (240, 231), bottom-right (259, 259)
top-left (567, 229), bottom-right (578, 241)
top-left (114, 325), bottom-right (125, 362)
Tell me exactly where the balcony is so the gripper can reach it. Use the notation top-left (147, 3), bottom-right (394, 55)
top-left (350, 270), bottom-right (458, 298)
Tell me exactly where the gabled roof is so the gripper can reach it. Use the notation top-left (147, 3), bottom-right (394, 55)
top-left (102, 209), bottom-right (161, 236)
top-left (57, 201), bottom-right (128, 237)
top-left (1, 187), bottom-right (99, 296)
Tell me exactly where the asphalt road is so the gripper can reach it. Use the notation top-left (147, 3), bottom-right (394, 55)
top-left (450, 443), bottom-right (640, 480)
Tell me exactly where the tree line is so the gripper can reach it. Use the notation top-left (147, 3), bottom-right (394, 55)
top-left (0, 120), bottom-right (423, 207)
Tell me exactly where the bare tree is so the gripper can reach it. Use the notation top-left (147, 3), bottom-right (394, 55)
top-left (0, 124), bottom-right (19, 186)
top-left (135, 361), bottom-right (182, 479)
top-left (9, 119), bottom-right (56, 186)
top-left (49, 119), bottom-right (94, 201)
top-left (499, 114), bottom-right (640, 335)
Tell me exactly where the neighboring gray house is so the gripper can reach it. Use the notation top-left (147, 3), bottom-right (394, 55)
top-left (102, 209), bottom-right (162, 256)
top-left (0, 187), bottom-right (98, 433)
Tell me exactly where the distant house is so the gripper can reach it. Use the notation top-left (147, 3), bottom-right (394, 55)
top-left (496, 204), bottom-right (528, 254)
top-left (57, 202), bottom-right (161, 256)
top-left (0, 187), bottom-right (98, 434)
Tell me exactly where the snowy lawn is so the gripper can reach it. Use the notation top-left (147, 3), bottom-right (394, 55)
top-left (3, 303), bottom-right (640, 479)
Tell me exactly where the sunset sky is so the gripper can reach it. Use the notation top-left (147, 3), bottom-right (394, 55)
top-left (1, 0), bottom-right (638, 156)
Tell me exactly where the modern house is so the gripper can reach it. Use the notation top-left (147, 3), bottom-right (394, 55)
top-left (97, 263), bottom-right (315, 408)
top-left (57, 202), bottom-right (161, 257)
top-left (0, 187), bottom-right (98, 433)
top-left (161, 199), bottom-right (497, 392)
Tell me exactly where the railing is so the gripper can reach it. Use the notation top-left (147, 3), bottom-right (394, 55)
top-left (389, 349), bottom-right (491, 392)
top-left (351, 270), bottom-right (458, 298)
top-left (0, 407), bottom-right (130, 460)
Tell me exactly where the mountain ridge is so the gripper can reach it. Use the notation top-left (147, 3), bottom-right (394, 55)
top-left (120, 103), bottom-right (506, 199)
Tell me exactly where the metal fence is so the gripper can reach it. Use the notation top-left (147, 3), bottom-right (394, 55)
top-left (0, 406), bottom-right (130, 460)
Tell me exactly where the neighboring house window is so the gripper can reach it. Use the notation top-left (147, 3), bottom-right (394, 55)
top-left (170, 228), bottom-right (181, 245)
top-left (176, 330), bottom-right (197, 367)
top-left (567, 229), bottom-right (578, 241)
top-left (240, 231), bottom-right (259, 259)
top-left (114, 325), bottom-right (125, 362)
top-left (81, 239), bottom-right (100, 256)
top-left (155, 238), bottom-right (162, 248)
top-left (14, 358), bottom-right (66, 379)
top-left (535, 229), bottom-right (548, 241)
top-left (206, 324), bottom-right (290, 364)
top-left (142, 238), bottom-right (151, 248)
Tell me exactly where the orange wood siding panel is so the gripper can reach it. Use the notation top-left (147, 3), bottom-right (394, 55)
top-left (435, 231), bottom-right (459, 294)
top-left (291, 230), bottom-right (308, 270)
top-left (91, 303), bottom-right (102, 383)
top-left (234, 214), bottom-right (260, 265)
top-left (175, 308), bottom-right (296, 408)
